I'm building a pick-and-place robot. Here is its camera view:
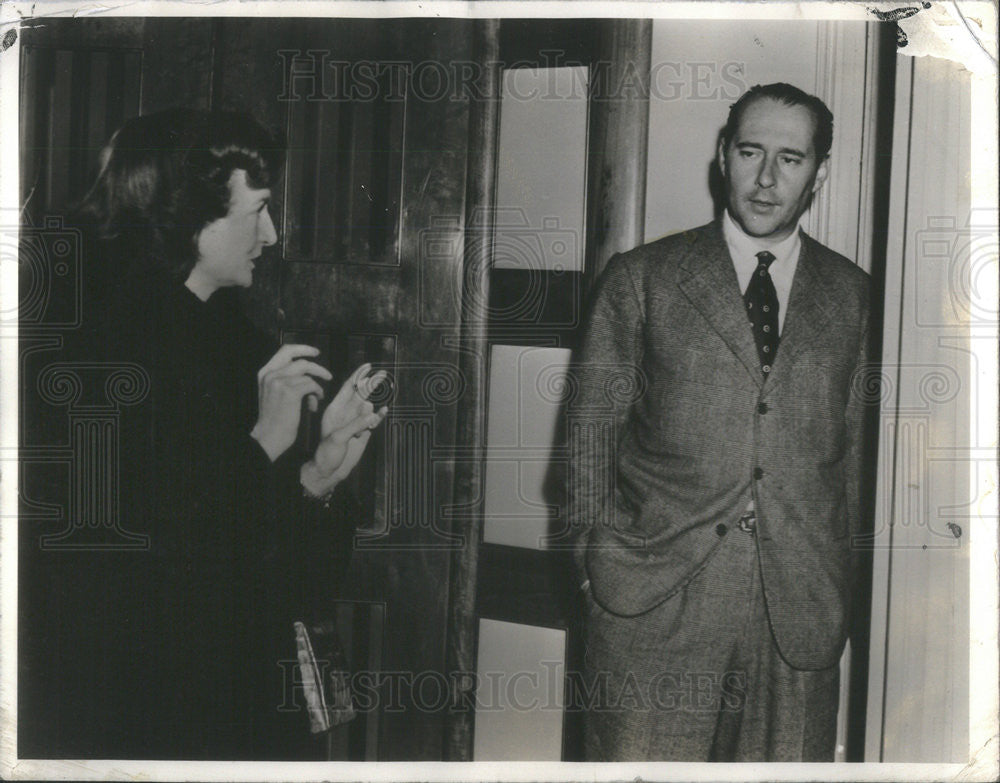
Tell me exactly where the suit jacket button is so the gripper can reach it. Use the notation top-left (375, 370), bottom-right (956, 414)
top-left (753, 467), bottom-right (764, 480)
top-left (757, 402), bottom-right (768, 414)
top-left (715, 523), bottom-right (727, 537)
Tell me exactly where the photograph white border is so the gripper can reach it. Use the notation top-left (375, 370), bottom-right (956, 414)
top-left (1, 2), bottom-right (995, 781)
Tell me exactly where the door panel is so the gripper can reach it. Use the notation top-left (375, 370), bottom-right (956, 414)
top-left (283, 68), bottom-right (405, 265)
top-left (19, 23), bottom-right (144, 227)
top-left (212, 18), bottom-right (476, 759)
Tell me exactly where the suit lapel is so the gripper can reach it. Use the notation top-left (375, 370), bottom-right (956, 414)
top-left (763, 233), bottom-right (837, 395)
top-left (676, 223), bottom-right (763, 387)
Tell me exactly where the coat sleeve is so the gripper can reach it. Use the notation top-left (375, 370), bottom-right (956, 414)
top-left (234, 321), bottom-right (355, 601)
top-left (227, 378), bottom-right (358, 624)
top-left (248, 438), bottom-right (359, 613)
top-left (566, 254), bottom-right (645, 589)
top-left (842, 286), bottom-right (876, 631)
top-left (843, 310), bottom-right (872, 544)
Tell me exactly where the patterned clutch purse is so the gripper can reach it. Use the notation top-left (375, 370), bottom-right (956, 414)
top-left (293, 619), bottom-right (356, 733)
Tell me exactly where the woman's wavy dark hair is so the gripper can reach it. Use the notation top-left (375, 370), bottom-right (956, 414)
top-left (77, 108), bottom-right (285, 280)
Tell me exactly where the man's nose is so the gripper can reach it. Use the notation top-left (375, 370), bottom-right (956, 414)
top-left (259, 208), bottom-right (278, 246)
top-left (756, 157), bottom-right (777, 188)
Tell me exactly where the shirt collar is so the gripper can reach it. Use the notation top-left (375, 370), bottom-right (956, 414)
top-left (721, 208), bottom-right (801, 269)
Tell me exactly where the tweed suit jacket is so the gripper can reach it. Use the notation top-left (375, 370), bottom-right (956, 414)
top-left (568, 220), bottom-right (871, 671)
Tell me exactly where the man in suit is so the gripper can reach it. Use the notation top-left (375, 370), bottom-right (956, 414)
top-left (568, 83), bottom-right (872, 762)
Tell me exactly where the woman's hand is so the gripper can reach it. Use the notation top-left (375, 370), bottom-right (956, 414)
top-left (301, 363), bottom-right (388, 497)
top-left (250, 344), bottom-right (332, 461)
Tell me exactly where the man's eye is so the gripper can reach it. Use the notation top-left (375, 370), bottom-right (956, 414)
top-left (739, 150), bottom-right (757, 158)
top-left (780, 156), bottom-right (802, 166)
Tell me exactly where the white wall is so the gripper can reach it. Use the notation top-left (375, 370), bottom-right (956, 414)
top-left (644, 20), bottom-right (820, 241)
top-left (866, 54), bottom-right (974, 764)
top-left (495, 67), bottom-right (588, 272)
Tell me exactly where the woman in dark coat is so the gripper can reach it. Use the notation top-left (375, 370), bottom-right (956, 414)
top-left (27, 108), bottom-right (385, 760)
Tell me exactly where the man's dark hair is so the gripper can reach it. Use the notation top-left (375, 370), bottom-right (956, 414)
top-left (78, 108), bottom-right (285, 279)
top-left (721, 83), bottom-right (834, 160)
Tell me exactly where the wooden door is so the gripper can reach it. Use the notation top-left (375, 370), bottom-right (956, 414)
top-left (18, 16), bottom-right (479, 761)
top-left (208, 17), bottom-right (479, 760)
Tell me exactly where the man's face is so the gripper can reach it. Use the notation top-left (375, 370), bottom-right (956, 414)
top-left (190, 168), bottom-right (276, 295)
top-left (718, 97), bottom-right (829, 243)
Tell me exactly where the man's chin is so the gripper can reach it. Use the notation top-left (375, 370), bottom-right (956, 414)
top-left (745, 222), bottom-right (779, 238)
top-left (733, 211), bottom-right (793, 241)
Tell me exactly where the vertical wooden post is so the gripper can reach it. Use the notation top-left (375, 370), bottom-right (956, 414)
top-left (443, 18), bottom-right (501, 762)
top-left (585, 19), bottom-right (652, 286)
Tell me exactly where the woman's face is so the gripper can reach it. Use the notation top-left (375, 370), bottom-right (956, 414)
top-left (186, 169), bottom-right (276, 300)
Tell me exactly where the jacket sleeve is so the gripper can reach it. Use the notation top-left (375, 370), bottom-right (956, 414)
top-left (566, 254), bottom-right (645, 589)
top-left (843, 289), bottom-right (877, 633)
top-left (844, 311), bottom-right (872, 544)
top-left (235, 323), bottom-right (356, 602)
top-left (229, 405), bottom-right (358, 624)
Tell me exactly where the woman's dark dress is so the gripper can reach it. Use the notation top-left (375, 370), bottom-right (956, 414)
top-left (24, 261), bottom-right (351, 759)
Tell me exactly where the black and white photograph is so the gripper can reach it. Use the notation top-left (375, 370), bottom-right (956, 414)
top-left (1, 1), bottom-right (996, 780)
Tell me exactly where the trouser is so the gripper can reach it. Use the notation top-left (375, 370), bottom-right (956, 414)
top-left (581, 520), bottom-right (841, 762)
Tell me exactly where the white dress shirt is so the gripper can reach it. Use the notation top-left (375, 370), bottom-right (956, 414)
top-left (721, 209), bottom-right (801, 336)
top-left (723, 210), bottom-right (803, 521)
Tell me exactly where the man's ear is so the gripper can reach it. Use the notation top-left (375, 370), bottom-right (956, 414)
top-left (717, 137), bottom-right (727, 179)
top-left (812, 155), bottom-right (830, 193)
